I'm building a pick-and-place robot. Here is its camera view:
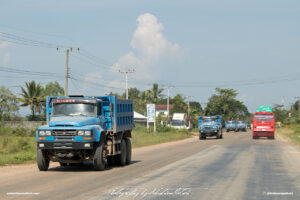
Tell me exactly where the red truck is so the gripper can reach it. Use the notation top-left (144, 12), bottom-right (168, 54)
top-left (252, 112), bottom-right (275, 139)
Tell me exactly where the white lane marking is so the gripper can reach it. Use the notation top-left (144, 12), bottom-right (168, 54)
top-left (7, 192), bottom-right (40, 195)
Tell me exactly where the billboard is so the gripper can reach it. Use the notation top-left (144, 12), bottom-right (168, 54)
top-left (147, 104), bottom-right (155, 123)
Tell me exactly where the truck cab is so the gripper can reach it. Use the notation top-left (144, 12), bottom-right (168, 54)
top-left (36, 95), bottom-right (134, 171)
top-left (170, 113), bottom-right (191, 130)
top-left (237, 120), bottom-right (247, 132)
top-left (225, 120), bottom-right (237, 132)
top-left (198, 116), bottom-right (223, 140)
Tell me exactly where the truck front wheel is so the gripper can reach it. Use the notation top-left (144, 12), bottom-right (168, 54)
top-left (37, 149), bottom-right (49, 171)
top-left (116, 139), bottom-right (127, 166)
top-left (124, 138), bottom-right (132, 164)
top-left (93, 142), bottom-right (106, 171)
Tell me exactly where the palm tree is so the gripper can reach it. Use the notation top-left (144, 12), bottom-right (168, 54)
top-left (19, 81), bottom-right (44, 119)
top-left (152, 83), bottom-right (164, 103)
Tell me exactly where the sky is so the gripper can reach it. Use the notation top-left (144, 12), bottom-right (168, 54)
top-left (0, 0), bottom-right (300, 113)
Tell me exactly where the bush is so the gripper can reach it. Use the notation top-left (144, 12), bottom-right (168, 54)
top-left (0, 125), bottom-right (36, 137)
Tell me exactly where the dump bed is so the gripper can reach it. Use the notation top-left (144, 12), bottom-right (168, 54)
top-left (46, 96), bottom-right (134, 133)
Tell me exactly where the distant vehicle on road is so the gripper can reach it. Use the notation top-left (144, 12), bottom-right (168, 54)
top-left (237, 120), bottom-right (247, 132)
top-left (198, 116), bottom-right (223, 140)
top-left (36, 95), bottom-right (134, 171)
top-left (252, 106), bottom-right (275, 139)
top-left (225, 120), bottom-right (238, 132)
top-left (170, 113), bottom-right (191, 130)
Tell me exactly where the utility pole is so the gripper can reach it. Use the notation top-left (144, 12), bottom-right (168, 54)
top-left (119, 69), bottom-right (135, 99)
top-left (187, 96), bottom-right (191, 117)
top-left (167, 86), bottom-right (170, 119)
top-left (166, 86), bottom-right (174, 121)
top-left (187, 96), bottom-right (192, 129)
top-left (57, 48), bottom-right (79, 96)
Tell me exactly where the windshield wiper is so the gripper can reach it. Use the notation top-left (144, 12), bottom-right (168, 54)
top-left (55, 114), bottom-right (71, 116)
top-left (69, 113), bottom-right (89, 117)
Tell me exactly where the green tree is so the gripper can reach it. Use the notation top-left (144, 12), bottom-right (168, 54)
top-left (190, 101), bottom-right (203, 114)
top-left (141, 89), bottom-right (154, 103)
top-left (273, 104), bottom-right (289, 123)
top-left (128, 88), bottom-right (140, 99)
top-left (19, 81), bottom-right (44, 120)
top-left (205, 88), bottom-right (249, 120)
top-left (171, 94), bottom-right (186, 114)
top-left (152, 83), bottom-right (164, 103)
top-left (0, 86), bottom-right (19, 120)
top-left (43, 81), bottom-right (64, 97)
top-left (189, 101), bottom-right (203, 125)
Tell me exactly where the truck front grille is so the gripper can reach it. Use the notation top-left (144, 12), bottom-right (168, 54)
top-left (55, 137), bottom-right (74, 141)
top-left (52, 130), bottom-right (77, 136)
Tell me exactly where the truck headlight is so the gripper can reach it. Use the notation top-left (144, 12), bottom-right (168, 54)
top-left (45, 131), bottom-right (51, 136)
top-left (39, 130), bottom-right (45, 136)
top-left (39, 130), bottom-right (51, 136)
top-left (84, 130), bottom-right (92, 136)
top-left (78, 130), bottom-right (84, 136)
top-left (77, 130), bottom-right (92, 136)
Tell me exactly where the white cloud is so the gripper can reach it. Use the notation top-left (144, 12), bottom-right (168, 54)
top-left (80, 13), bottom-right (183, 95)
top-left (2, 52), bottom-right (10, 65)
top-left (112, 13), bottom-right (182, 81)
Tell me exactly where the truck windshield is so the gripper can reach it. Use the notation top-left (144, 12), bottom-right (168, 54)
top-left (203, 118), bottom-right (216, 123)
top-left (254, 115), bottom-right (273, 121)
top-left (52, 103), bottom-right (96, 117)
top-left (171, 120), bottom-right (185, 126)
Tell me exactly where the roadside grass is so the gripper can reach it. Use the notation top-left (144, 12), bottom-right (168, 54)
top-left (0, 124), bottom-right (192, 165)
top-left (0, 136), bottom-right (36, 165)
top-left (277, 126), bottom-right (300, 148)
top-left (132, 124), bottom-right (193, 148)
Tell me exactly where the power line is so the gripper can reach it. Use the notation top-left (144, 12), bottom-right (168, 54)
top-left (69, 74), bottom-right (123, 90)
top-left (0, 23), bottom-right (76, 42)
top-left (0, 66), bottom-right (64, 78)
top-left (0, 31), bottom-right (72, 48)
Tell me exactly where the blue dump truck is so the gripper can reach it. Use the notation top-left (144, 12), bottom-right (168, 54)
top-left (237, 120), bottom-right (247, 132)
top-left (225, 120), bottom-right (238, 132)
top-left (36, 95), bottom-right (134, 171)
top-left (198, 116), bottom-right (223, 140)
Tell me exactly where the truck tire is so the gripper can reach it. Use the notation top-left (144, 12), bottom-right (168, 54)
top-left (217, 130), bottom-right (221, 139)
top-left (226, 129), bottom-right (229, 132)
top-left (124, 137), bottom-right (132, 164)
top-left (37, 149), bottom-right (49, 171)
top-left (253, 136), bottom-right (258, 139)
top-left (93, 142), bottom-right (106, 171)
top-left (116, 139), bottom-right (127, 166)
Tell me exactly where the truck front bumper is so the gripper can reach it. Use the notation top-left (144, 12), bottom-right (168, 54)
top-left (200, 130), bottom-right (218, 137)
top-left (37, 142), bottom-right (94, 150)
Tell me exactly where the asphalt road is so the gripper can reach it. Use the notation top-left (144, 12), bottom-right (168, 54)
top-left (1, 130), bottom-right (300, 200)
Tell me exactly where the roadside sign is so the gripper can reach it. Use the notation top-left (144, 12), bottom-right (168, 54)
top-left (147, 104), bottom-right (155, 122)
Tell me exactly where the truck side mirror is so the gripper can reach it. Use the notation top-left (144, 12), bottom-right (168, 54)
top-left (109, 103), bottom-right (114, 112)
top-left (97, 104), bottom-right (102, 116)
